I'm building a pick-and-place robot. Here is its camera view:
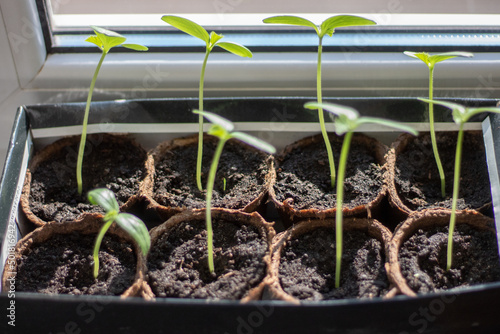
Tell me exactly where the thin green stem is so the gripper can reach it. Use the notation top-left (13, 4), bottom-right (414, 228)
top-left (205, 137), bottom-right (228, 274)
top-left (93, 218), bottom-right (114, 278)
top-left (77, 51), bottom-right (107, 195)
top-left (196, 49), bottom-right (211, 192)
top-left (334, 131), bottom-right (353, 288)
top-left (428, 66), bottom-right (446, 198)
top-left (317, 37), bottom-right (336, 188)
top-left (447, 124), bottom-right (464, 271)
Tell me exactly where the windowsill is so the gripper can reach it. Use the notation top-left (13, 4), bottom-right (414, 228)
top-left (25, 51), bottom-right (500, 100)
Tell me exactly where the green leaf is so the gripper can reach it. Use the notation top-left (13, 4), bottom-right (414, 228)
top-left (114, 213), bottom-right (151, 256)
top-left (231, 132), bottom-right (276, 154)
top-left (91, 25), bottom-right (124, 38)
top-left (216, 42), bottom-right (253, 58)
top-left (91, 26), bottom-right (126, 53)
top-left (333, 115), bottom-right (357, 135)
top-left (418, 98), bottom-right (466, 124)
top-left (122, 44), bottom-right (149, 51)
top-left (404, 51), bottom-right (430, 65)
top-left (305, 102), bottom-right (359, 120)
top-left (419, 98), bottom-right (500, 125)
top-left (194, 110), bottom-right (234, 132)
top-left (429, 51), bottom-right (474, 65)
top-left (263, 15), bottom-right (319, 35)
top-left (404, 51), bottom-right (473, 68)
top-left (162, 15), bottom-right (210, 44)
top-left (209, 31), bottom-right (224, 48)
top-left (358, 117), bottom-right (418, 136)
top-left (207, 124), bottom-right (229, 139)
top-left (85, 35), bottom-right (103, 50)
top-left (320, 15), bottom-right (376, 38)
top-left (88, 188), bottom-right (119, 213)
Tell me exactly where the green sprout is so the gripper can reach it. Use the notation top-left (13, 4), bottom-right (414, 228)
top-left (162, 16), bottom-right (253, 192)
top-left (263, 15), bottom-right (376, 188)
top-left (404, 51), bottom-right (473, 197)
top-left (193, 110), bottom-right (275, 274)
top-left (305, 102), bottom-right (418, 288)
top-left (77, 26), bottom-right (148, 195)
top-left (88, 188), bottom-right (150, 278)
top-left (418, 98), bottom-right (500, 271)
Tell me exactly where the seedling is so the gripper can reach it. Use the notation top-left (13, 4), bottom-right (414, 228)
top-left (263, 15), bottom-right (376, 188)
top-left (162, 15), bottom-right (253, 191)
top-left (77, 27), bottom-right (148, 195)
top-left (88, 188), bottom-right (150, 278)
top-left (305, 102), bottom-right (418, 288)
top-left (404, 51), bottom-right (473, 197)
top-left (193, 110), bottom-right (275, 274)
top-left (419, 98), bottom-right (500, 271)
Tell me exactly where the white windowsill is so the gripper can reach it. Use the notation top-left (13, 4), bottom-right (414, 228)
top-left (25, 51), bottom-right (500, 100)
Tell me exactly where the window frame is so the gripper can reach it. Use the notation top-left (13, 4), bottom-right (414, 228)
top-left (2, 0), bottom-right (500, 172)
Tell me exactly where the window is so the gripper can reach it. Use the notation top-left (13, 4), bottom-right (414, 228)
top-left (1, 0), bottom-right (500, 171)
top-left (42, 0), bottom-right (500, 52)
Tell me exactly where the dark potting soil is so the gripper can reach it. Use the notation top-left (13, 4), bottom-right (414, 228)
top-left (15, 232), bottom-right (137, 295)
top-left (29, 135), bottom-right (147, 222)
top-left (395, 132), bottom-right (491, 211)
top-left (153, 139), bottom-right (270, 209)
top-left (274, 135), bottom-right (384, 210)
top-left (278, 227), bottom-right (389, 301)
top-left (399, 224), bottom-right (500, 293)
top-left (147, 219), bottom-right (268, 300)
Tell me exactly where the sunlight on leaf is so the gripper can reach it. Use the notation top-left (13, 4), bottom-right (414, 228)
top-left (216, 42), bottom-right (253, 58)
top-left (162, 15), bottom-right (210, 43)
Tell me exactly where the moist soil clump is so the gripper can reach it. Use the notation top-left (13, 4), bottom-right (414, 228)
top-left (278, 227), bottom-right (389, 301)
top-left (29, 135), bottom-right (147, 222)
top-left (399, 223), bottom-right (500, 293)
top-left (153, 139), bottom-right (270, 209)
top-left (274, 135), bottom-right (384, 210)
top-left (15, 232), bottom-right (137, 295)
top-left (395, 132), bottom-right (491, 211)
top-left (147, 219), bottom-right (268, 300)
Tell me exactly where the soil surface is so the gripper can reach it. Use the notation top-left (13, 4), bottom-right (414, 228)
top-left (273, 135), bottom-right (384, 210)
top-left (147, 219), bottom-right (268, 300)
top-left (278, 227), bottom-right (389, 301)
top-left (15, 232), bottom-right (137, 295)
top-left (395, 132), bottom-right (491, 211)
top-left (399, 224), bottom-right (500, 293)
top-left (153, 139), bottom-right (270, 209)
top-left (29, 134), bottom-right (147, 222)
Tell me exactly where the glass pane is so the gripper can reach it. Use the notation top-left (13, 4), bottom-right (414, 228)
top-left (47, 0), bottom-right (500, 29)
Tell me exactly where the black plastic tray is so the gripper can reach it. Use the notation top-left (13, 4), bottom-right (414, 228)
top-left (1, 97), bottom-right (500, 334)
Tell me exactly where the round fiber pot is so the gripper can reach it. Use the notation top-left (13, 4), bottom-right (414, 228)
top-left (2, 213), bottom-right (151, 299)
top-left (21, 133), bottom-right (151, 226)
top-left (387, 209), bottom-right (500, 297)
top-left (270, 133), bottom-right (387, 227)
top-left (146, 208), bottom-right (275, 302)
top-left (144, 134), bottom-right (275, 221)
top-left (386, 131), bottom-right (492, 220)
top-left (268, 217), bottom-right (393, 303)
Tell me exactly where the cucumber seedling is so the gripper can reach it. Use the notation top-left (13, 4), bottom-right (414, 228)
top-left (419, 98), bottom-right (500, 271)
top-left (162, 15), bottom-right (253, 191)
top-left (404, 51), bottom-right (473, 197)
top-left (88, 188), bottom-right (150, 278)
top-left (77, 26), bottom-right (148, 195)
top-left (264, 15), bottom-right (376, 188)
top-left (193, 110), bottom-right (275, 274)
top-left (305, 101), bottom-right (418, 288)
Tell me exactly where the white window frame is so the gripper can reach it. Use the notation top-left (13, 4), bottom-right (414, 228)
top-left (2, 0), bottom-right (500, 171)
